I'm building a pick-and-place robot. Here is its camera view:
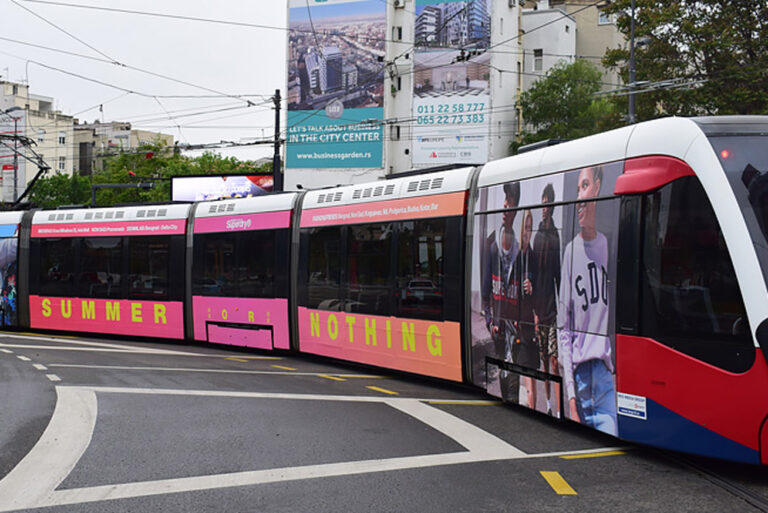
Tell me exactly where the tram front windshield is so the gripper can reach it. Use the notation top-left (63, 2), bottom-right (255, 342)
top-left (708, 132), bottom-right (768, 285)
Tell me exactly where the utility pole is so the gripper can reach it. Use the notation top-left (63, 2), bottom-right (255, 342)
top-left (272, 89), bottom-right (283, 192)
top-left (628, 0), bottom-right (637, 124)
top-left (12, 114), bottom-right (18, 202)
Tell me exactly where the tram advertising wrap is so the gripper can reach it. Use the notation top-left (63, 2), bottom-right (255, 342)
top-left (0, 224), bottom-right (18, 327)
top-left (470, 163), bottom-right (622, 435)
top-left (191, 206), bottom-right (293, 350)
top-left (286, 0), bottom-right (385, 169)
top-left (298, 176), bottom-right (469, 382)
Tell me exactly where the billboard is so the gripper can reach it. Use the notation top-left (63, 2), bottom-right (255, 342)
top-left (413, 0), bottom-right (491, 165)
top-left (171, 175), bottom-right (273, 202)
top-left (286, 0), bottom-right (385, 169)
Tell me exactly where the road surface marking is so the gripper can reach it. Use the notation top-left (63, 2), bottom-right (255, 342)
top-left (225, 357), bottom-right (249, 363)
top-left (540, 471), bottom-right (577, 495)
top-left (271, 365), bottom-right (296, 371)
top-left (47, 364), bottom-right (374, 378)
top-left (318, 374), bottom-right (346, 381)
top-left (33, 364), bottom-right (47, 371)
top-left (427, 400), bottom-right (503, 406)
top-left (0, 387), bottom-right (97, 512)
top-left (46, 375), bottom-right (61, 382)
top-left (16, 356), bottom-right (31, 362)
top-left (1, 386), bottom-right (522, 511)
top-left (560, 450), bottom-right (627, 459)
top-left (0, 349), bottom-right (12, 354)
top-left (367, 386), bottom-right (398, 395)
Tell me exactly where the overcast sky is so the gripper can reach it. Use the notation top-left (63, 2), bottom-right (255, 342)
top-left (0, 0), bottom-right (290, 161)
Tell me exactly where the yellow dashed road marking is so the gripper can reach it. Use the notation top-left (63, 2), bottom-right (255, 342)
top-left (540, 471), bottom-right (577, 495)
top-left (366, 386), bottom-right (398, 395)
top-left (560, 450), bottom-right (626, 460)
top-left (225, 358), bottom-right (249, 363)
top-left (318, 374), bottom-right (346, 382)
top-left (271, 365), bottom-right (296, 371)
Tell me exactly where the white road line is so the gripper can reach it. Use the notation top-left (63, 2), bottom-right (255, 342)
top-left (0, 343), bottom-right (279, 359)
top-left (0, 387), bottom-right (97, 512)
top-left (0, 334), bottom-right (195, 354)
top-left (46, 375), bottom-right (61, 382)
top-left (48, 364), bottom-right (379, 378)
top-left (0, 348), bottom-right (12, 354)
top-left (385, 399), bottom-right (524, 458)
top-left (15, 356), bottom-right (30, 362)
top-left (33, 364), bottom-right (47, 371)
top-left (0, 384), bottom-right (625, 511)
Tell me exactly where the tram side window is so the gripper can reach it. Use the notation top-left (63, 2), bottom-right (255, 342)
top-left (641, 176), bottom-right (753, 371)
top-left (305, 227), bottom-right (342, 309)
top-left (80, 237), bottom-right (122, 298)
top-left (347, 223), bottom-right (392, 315)
top-left (127, 236), bottom-right (170, 300)
top-left (397, 219), bottom-right (445, 320)
top-left (238, 230), bottom-right (275, 298)
top-left (193, 233), bottom-right (236, 296)
top-left (37, 238), bottom-right (75, 296)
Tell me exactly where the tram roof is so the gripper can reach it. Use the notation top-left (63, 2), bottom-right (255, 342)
top-left (477, 117), bottom-right (719, 188)
top-left (32, 203), bottom-right (191, 225)
top-left (194, 192), bottom-right (299, 219)
top-left (301, 166), bottom-right (476, 211)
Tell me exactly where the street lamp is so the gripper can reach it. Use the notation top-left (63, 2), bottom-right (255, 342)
top-left (1, 106), bottom-right (23, 202)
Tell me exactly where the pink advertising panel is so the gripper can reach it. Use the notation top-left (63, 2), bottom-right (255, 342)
top-left (192, 296), bottom-right (290, 350)
top-left (300, 191), bottom-right (466, 228)
top-left (298, 307), bottom-right (462, 381)
top-left (29, 295), bottom-right (184, 339)
top-left (32, 220), bottom-right (185, 238)
top-left (193, 211), bottom-right (291, 234)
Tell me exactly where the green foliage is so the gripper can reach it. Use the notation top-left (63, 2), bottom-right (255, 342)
top-left (28, 172), bottom-right (91, 209)
top-left (603, 0), bottom-right (768, 120)
top-left (28, 142), bottom-right (273, 208)
top-left (91, 143), bottom-right (272, 207)
top-left (512, 60), bottom-right (618, 154)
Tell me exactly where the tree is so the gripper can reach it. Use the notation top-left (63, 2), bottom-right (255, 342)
top-left (603, 0), bottom-right (768, 120)
top-left (28, 172), bottom-right (91, 209)
top-left (512, 60), bottom-right (617, 154)
top-left (91, 144), bottom-right (273, 207)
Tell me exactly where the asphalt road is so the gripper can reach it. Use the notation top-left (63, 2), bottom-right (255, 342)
top-left (0, 332), bottom-right (767, 512)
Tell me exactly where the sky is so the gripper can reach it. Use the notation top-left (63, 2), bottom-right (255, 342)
top-left (0, 0), bottom-right (291, 162)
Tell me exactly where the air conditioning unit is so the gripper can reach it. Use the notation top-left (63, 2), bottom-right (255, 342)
top-left (393, 0), bottom-right (405, 9)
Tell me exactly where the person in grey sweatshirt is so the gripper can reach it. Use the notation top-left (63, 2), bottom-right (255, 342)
top-left (557, 166), bottom-right (617, 436)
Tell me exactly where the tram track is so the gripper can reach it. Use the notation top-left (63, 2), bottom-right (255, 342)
top-left (672, 455), bottom-right (768, 512)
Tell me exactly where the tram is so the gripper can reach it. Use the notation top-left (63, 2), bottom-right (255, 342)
top-left (2, 115), bottom-right (767, 464)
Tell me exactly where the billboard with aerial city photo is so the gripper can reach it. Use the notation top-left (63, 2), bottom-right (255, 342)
top-left (413, 0), bottom-right (491, 165)
top-left (286, 0), bottom-right (385, 169)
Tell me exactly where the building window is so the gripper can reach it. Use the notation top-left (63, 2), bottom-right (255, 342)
top-left (58, 131), bottom-right (66, 145)
top-left (392, 26), bottom-right (403, 41)
top-left (533, 49), bottom-right (543, 72)
top-left (37, 129), bottom-right (45, 143)
top-left (598, 9), bottom-right (614, 25)
top-left (58, 157), bottom-right (66, 171)
top-left (391, 125), bottom-right (401, 141)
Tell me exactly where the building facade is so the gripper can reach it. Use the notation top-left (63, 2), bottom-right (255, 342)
top-left (548, 0), bottom-right (624, 90)
top-left (0, 80), bottom-right (75, 202)
top-left (73, 121), bottom-right (174, 176)
top-left (285, 0), bottom-right (524, 191)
